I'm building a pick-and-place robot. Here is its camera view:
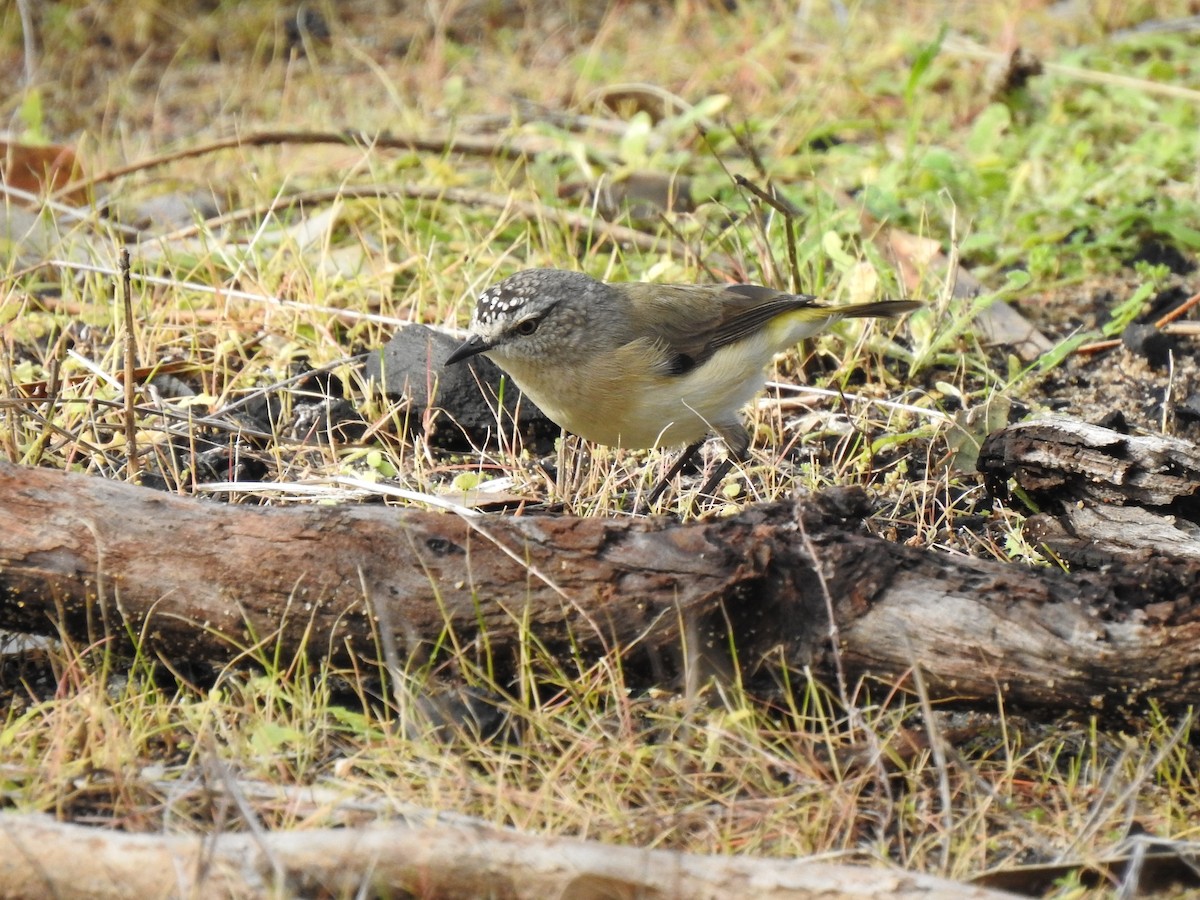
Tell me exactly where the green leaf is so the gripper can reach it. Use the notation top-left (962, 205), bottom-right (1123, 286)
top-left (18, 89), bottom-right (45, 141)
top-left (821, 230), bottom-right (856, 269)
top-left (1003, 269), bottom-right (1032, 292)
top-left (966, 103), bottom-right (1012, 156)
top-left (1035, 332), bottom-right (1094, 374)
top-left (905, 23), bottom-right (947, 106)
top-left (1102, 280), bottom-right (1156, 338)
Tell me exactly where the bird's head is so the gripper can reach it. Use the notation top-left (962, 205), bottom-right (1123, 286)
top-left (445, 269), bottom-right (614, 368)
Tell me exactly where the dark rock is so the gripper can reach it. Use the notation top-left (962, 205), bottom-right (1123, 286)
top-left (364, 324), bottom-right (557, 452)
top-left (1176, 394), bottom-right (1200, 423)
top-left (1121, 323), bottom-right (1177, 370)
top-left (284, 6), bottom-right (332, 54)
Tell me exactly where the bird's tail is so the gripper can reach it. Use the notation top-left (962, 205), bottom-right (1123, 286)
top-left (838, 299), bottom-right (923, 318)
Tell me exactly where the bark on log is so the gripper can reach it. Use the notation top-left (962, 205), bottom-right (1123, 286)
top-left (978, 416), bottom-right (1200, 602)
top-left (977, 416), bottom-right (1200, 510)
top-left (0, 812), bottom-right (1021, 900)
top-left (2, 459), bottom-right (1200, 709)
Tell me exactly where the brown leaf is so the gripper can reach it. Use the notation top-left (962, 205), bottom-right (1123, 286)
top-left (1, 140), bottom-right (88, 205)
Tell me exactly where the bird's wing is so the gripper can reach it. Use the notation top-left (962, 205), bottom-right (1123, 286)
top-left (622, 283), bottom-right (821, 375)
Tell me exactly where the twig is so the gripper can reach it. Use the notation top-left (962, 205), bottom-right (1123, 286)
top-left (0, 182), bottom-right (141, 238)
top-left (732, 174), bottom-right (803, 219)
top-left (151, 183), bottom-right (681, 258)
top-left (16, 0), bottom-right (36, 86)
top-left (119, 249), bottom-right (139, 482)
top-left (764, 382), bottom-right (951, 423)
top-left (944, 36), bottom-right (1200, 103)
top-left (0, 810), bottom-right (1019, 899)
top-left (1073, 291), bottom-right (1200, 356)
top-left (908, 653), bottom-right (955, 877)
top-left (50, 259), bottom-right (412, 328)
top-left (25, 329), bottom-right (69, 468)
top-left (50, 128), bottom-right (610, 201)
top-left (794, 513), bottom-right (850, 715)
top-left (1073, 338), bottom-right (1122, 355)
top-left (1153, 289), bottom-right (1200, 326)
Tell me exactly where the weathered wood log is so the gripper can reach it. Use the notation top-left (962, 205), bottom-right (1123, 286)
top-left (3, 460), bottom-right (1200, 709)
top-left (0, 459), bottom-right (805, 677)
top-left (0, 812), bottom-right (1020, 900)
top-left (977, 416), bottom-right (1200, 510)
top-left (978, 416), bottom-right (1200, 592)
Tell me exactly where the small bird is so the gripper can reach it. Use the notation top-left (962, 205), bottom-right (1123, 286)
top-left (445, 268), bottom-right (920, 504)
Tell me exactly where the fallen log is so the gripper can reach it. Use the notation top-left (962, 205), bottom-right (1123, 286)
top-left (0, 812), bottom-right (1019, 900)
top-left (2, 460), bottom-right (1199, 709)
top-left (977, 415), bottom-right (1200, 510)
top-left (978, 416), bottom-right (1200, 611)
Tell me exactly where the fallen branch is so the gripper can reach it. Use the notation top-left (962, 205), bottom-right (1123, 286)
top-left (0, 459), bottom-right (773, 675)
top-left (0, 812), bottom-right (1020, 900)
top-left (50, 128), bottom-right (611, 200)
top-left (3, 460), bottom-right (1200, 708)
top-left (979, 416), bottom-right (1200, 616)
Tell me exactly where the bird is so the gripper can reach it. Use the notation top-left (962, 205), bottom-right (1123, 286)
top-left (445, 268), bottom-right (921, 506)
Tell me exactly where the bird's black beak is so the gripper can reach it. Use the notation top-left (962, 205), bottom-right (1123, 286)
top-left (444, 334), bottom-right (491, 366)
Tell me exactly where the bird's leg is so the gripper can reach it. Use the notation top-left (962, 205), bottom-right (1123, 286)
top-left (695, 456), bottom-right (736, 501)
top-left (643, 440), bottom-right (704, 510)
top-left (695, 421), bottom-right (751, 504)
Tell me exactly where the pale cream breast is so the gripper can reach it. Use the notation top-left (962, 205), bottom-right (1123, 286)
top-left (488, 329), bottom-right (789, 449)
top-left (486, 346), bottom-right (645, 447)
top-left (631, 334), bottom-right (778, 447)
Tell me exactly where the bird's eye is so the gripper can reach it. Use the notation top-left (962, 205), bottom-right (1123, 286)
top-left (515, 318), bottom-right (539, 336)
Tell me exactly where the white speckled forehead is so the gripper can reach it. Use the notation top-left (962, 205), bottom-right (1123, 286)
top-left (474, 270), bottom-right (560, 325)
top-left (474, 281), bottom-right (533, 324)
